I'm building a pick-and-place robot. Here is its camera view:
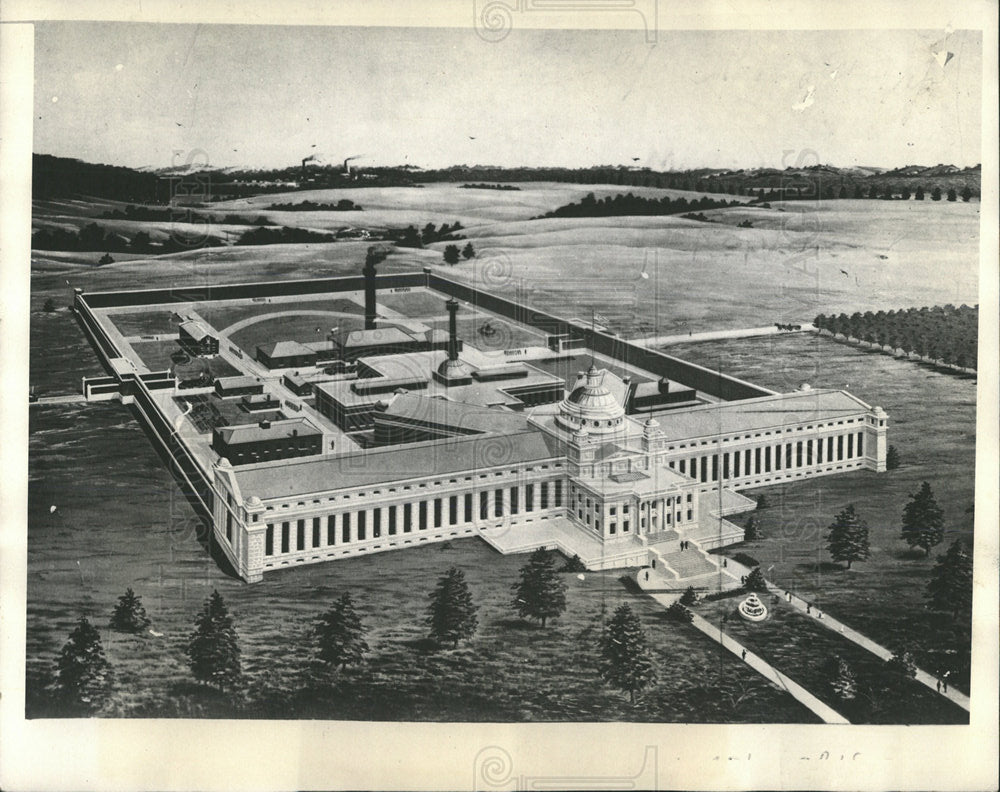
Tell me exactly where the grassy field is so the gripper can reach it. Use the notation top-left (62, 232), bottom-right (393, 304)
top-left (106, 309), bottom-right (183, 337)
top-left (228, 314), bottom-right (368, 358)
top-left (193, 297), bottom-right (364, 333)
top-left (127, 339), bottom-right (241, 379)
top-left (26, 185), bottom-right (981, 721)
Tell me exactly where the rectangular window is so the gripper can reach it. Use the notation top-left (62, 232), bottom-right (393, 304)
top-left (837, 435), bottom-right (844, 460)
top-left (687, 509), bottom-right (693, 521)
top-left (623, 521), bottom-right (629, 532)
top-left (817, 439), bottom-right (824, 464)
top-left (464, 493), bottom-right (473, 523)
top-left (554, 480), bottom-right (563, 507)
top-left (806, 439), bottom-right (813, 466)
top-left (327, 514), bottom-right (336, 545)
top-left (827, 435), bottom-right (834, 462)
top-left (734, 451), bottom-right (741, 477)
top-left (786, 443), bottom-right (793, 468)
top-left (312, 517), bottom-right (321, 548)
top-left (764, 445), bottom-right (772, 473)
top-left (295, 519), bottom-right (305, 551)
top-left (525, 483), bottom-right (534, 512)
top-left (265, 524), bottom-right (274, 556)
top-left (419, 501), bottom-right (428, 530)
top-left (480, 491), bottom-right (489, 520)
top-left (679, 458), bottom-right (686, 474)
top-left (847, 434), bottom-right (854, 459)
top-left (700, 456), bottom-right (708, 483)
top-left (495, 488), bottom-right (503, 517)
top-left (281, 521), bottom-right (290, 553)
top-left (448, 496), bottom-right (457, 526)
top-left (373, 508), bottom-right (381, 538)
top-left (712, 455), bottom-right (719, 481)
top-left (433, 498), bottom-right (442, 528)
top-left (342, 513), bottom-right (351, 543)
top-left (357, 511), bottom-right (366, 541)
top-left (754, 447), bottom-right (762, 476)
top-left (510, 487), bottom-right (519, 515)
top-left (403, 503), bottom-right (412, 533)
top-left (540, 482), bottom-right (549, 509)
top-left (857, 431), bottom-right (864, 457)
top-left (388, 505), bottom-right (397, 535)
top-left (796, 441), bottom-right (803, 467)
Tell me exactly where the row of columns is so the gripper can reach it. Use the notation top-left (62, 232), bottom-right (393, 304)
top-left (670, 430), bottom-right (865, 485)
top-left (263, 479), bottom-right (565, 558)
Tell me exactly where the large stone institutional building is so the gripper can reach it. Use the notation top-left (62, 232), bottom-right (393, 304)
top-left (75, 266), bottom-right (888, 583)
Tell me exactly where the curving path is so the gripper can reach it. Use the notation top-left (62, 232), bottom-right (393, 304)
top-left (215, 309), bottom-right (368, 337)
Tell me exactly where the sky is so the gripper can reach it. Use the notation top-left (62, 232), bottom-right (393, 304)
top-left (32, 23), bottom-right (983, 172)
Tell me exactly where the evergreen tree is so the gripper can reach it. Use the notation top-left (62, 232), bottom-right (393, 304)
top-left (743, 567), bottom-right (768, 592)
top-left (885, 445), bottom-right (901, 470)
top-left (946, 187), bottom-right (957, 202)
top-left (825, 504), bottom-right (871, 569)
top-left (186, 589), bottom-right (242, 692)
top-left (598, 603), bottom-right (657, 704)
top-left (559, 554), bottom-right (587, 573)
top-left (960, 185), bottom-right (972, 202)
top-left (511, 548), bottom-right (567, 627)
top-left (314, 592), bottom-right (369, 670)
top-left (914, 185), bottom-right (925, 200)
top-left (666, 601), bottom-right (693, 622)
top-left (461, 242), bottom-right (476, 259)
top-left (56, 617), bottom-right (112, 714)
top-left (427, 567), bottom-right (478, 648)
top-left (443, 244), bottom-right (461, 265)
top-left (930, 186), bottom-right (942, 201)
top-left (900, 481), bottom-right (945, 556)
top-left (679, 586), bottom-right (699, 606)
top-left (926, 539), bottom-right (973, 619)
top-left (109, 587), bottom-right (151, 634)
top-left (743, 514), bottom-right (762, 541)
top-left (822, 655), bottom-right (857, 700)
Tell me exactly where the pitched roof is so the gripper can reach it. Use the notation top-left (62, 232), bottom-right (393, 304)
top-left (653, 389), bottom-right (871, 442)
top-left (215, 375), bottom-right (260, 390)
top-left (258, 340), bottom-right (317, 359)
top-left (380, 392), bottom-right (531, 434)
top-left (341, 327), bottom-right (418, 347)
top-left (233, 429), bottom-right (563, 500)
top-left (216, 417), bottom-right (321, 445)
top-left (179, 320), bottom-right (213, 342)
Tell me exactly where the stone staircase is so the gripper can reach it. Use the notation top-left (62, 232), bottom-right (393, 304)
top-left (657, 548), bottom-right (718, 578)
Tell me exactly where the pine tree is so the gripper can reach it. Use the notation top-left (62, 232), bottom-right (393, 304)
top-left (427, 567), bottom-right (478, 648)
top-left (666, 601), bottom-right (693, 622)
top-left (559, 554), bottom-right (587, 573)
top-left (314, 592), bottom-right (369, 670)
top-left (443, 244), bottom-right (461, 265)
top-left (822, 655), bottom-right (857, 700)
top-left (679, 586), bottom-right (698, 606)
top-left (960, 185), bottom-right (972, 202)
top-left (109, 587), bottom-right (151, 634)
top-left (825, 504), bottom-right (871, 569)
top-left (743, 514), bottom-right (762, 541)
top-left (186, 589), bottom-right (242, 692)
top-left (512, 548), bottom-right (567, 627)
top-left (901, 481), bottom-right (945, 556)
top-left (56, 617), bottom-right (112, 713)
top-left (599, 603), bottom-right (657, 704)
top-left (926, 539), bottom-right (973, 619)
top-left (885, 445), bottom-right (901, 470)
top-left (461, 242), bottom-right (476, 259)
top-left (743, 567), bottom-right (768, 592)
top-left (915, 185), bottom-right (925, 200)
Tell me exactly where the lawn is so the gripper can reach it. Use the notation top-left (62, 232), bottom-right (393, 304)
top-left (427, 314), bottom-right (548, 354)
top-left (696, 596), bottom-right (967, 724)
top-left (128, 340), bottom-right (241, 379)
top-left (194, 297), bottom-right (365, 333)
top-left (228, 314), bottom-right (368, 358)
top-left (105, 308), bottom-right (183, 337)
top-left (375, 289), bottom-right (450, 317)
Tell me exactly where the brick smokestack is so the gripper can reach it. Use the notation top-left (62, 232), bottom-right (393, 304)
top-left (446, 298), bottom-right (459, 361)
top-left (363, 255), bottom-right (378, 330)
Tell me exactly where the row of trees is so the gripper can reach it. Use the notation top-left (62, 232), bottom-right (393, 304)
top-left (31, 223), bottom-right (226, 254)
top-left (235, 225), bottom-right (337, 245)
top-left (749, 184), bottom-right (973, 202)
top-left (536, 191), bottom-right (740, 219)
top-left (814, 305), bottom-right (978, 372)
top-left (390, 221), bottom-right (465, 248)
top-left (267, 199), bottom-right (362, 211)
top-left (99, 203), bottom-right (275, 226)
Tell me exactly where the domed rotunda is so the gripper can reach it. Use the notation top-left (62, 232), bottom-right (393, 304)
top-left (555, 364), bottom-right (626, 435)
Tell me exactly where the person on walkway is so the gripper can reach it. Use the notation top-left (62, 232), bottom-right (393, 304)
top-left (741, 575), bottom-right (746, 584)
top-left (806, 603), bottom-right (812, 614)
top-left (644, 570), bottom-right (649, 582)
top-left (785, 591), bottom-right (792, 602)
top-left (741, 648), bottom-right (747, 661)
top-left (817, 611), bottom-right (823, 620)
top-left (936, 679), bottom-right (941, 693)
top-left (723, 558), bottom-right (728, 568)
top-left (942, 672), bottom-right (949, 693)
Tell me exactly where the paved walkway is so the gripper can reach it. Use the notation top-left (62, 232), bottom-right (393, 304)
top-left (723, 557), bottom-right (971, 712)
top-left (635, 572), bottom-right (849, 724)
top-left (633, 323), bottom-right (815, 348)
top-left (31, 394), bottom-right (88, 406)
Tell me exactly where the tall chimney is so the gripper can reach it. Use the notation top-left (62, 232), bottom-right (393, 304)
top-left (446, 298), bottom-right (459, 361)
top-left (363, 256), bottom-right (378, 330)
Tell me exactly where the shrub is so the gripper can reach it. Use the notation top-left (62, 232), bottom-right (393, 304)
top-left (742, 568), bottom-right (768, 593)
top-left (732, 552), bottom-right (760, 568)
top-left (666, 601), bottom-right (693, 623)
top-left (679, 586), bottom-right (698, 606)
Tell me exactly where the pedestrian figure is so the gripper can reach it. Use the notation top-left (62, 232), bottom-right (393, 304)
top-left (806, 603), bottom-right (811, 614)
top-left (723, 558), bottom-right (728, 568)
top-left (741, 575), bottom-right (746, 584)
top-left (644, 570), bottom-right (649, 582)
top-left (786, 591), bottom-right (791, 602)
top-left (818, 611), bottom-right (823, 620)
top-left (936, 679), bottom-right (941, 693)
top-left (741, 649), bottom-right (747, 661)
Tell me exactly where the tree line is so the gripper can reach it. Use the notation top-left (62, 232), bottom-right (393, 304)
top-left (31, 222), bottom-right (226, 255)
top-left (814, 304), bottom-right (978, 372)
top-left (100, 203), bottom-right (275, 226)
top-left (267, 199), bottom-right (362, 211)
top-left (389, 221), bottom-right (465, 248)
top-left (535, 191), bottom-right (741, 219)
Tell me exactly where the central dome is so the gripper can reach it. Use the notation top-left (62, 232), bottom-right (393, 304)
top-left (556, 364), bottom-right (625, 435)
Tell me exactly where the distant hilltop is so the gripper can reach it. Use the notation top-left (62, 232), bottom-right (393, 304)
top-left (32, 153), bottom-right (980, 203)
